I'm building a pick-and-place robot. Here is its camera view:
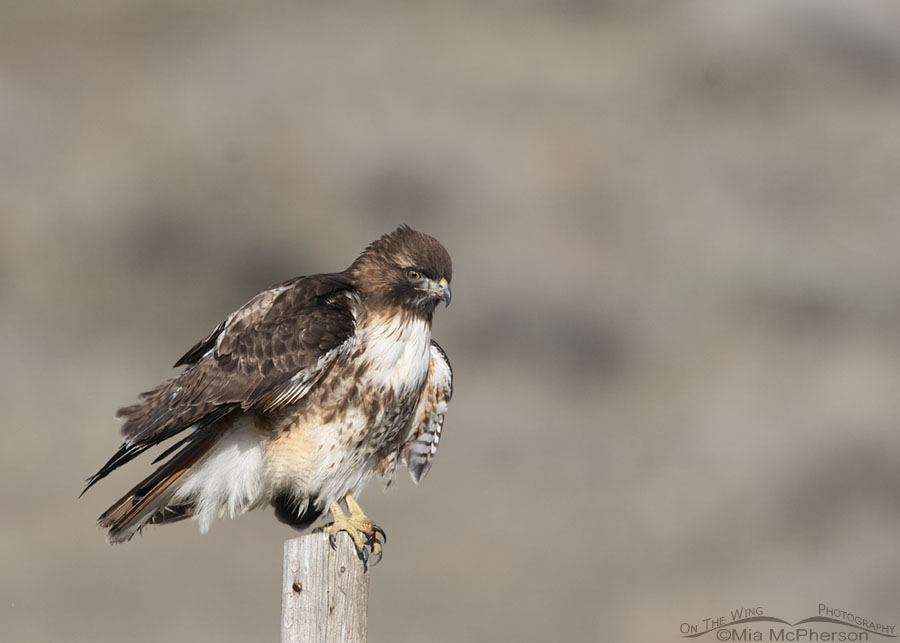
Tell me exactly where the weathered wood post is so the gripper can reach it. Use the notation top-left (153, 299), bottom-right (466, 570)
top-left (282, 532), bottom-right (369, 643)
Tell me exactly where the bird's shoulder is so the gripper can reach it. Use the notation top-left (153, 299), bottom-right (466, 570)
top-left (175, 272), bottom-right (360, 370)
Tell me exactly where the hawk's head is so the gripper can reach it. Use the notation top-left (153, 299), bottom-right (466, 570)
top-left (350, 225), bottom-right (452, 317)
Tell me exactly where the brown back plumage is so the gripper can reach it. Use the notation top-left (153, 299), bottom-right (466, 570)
top-left (82, 273), bottom-right (358, 496)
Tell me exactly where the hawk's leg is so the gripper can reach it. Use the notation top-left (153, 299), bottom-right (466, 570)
top-left (321, 493), bottom-right (386, 569)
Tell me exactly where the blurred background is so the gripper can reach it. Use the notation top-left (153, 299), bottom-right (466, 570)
top-left (3, 1), bottom-right (900, 641)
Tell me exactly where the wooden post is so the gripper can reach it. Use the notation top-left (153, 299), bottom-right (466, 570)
top-left (282, 532), bottom-right (369, 643)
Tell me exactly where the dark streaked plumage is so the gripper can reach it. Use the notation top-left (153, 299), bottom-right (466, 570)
top-left (84, 225), bottom-right (453, 544)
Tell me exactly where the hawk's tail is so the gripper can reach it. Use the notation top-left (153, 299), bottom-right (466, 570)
top-left (97, 431), bottom-right (218, 543)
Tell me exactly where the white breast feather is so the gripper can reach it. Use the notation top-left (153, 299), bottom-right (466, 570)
top-left (361, 315), bottom-right (431, 392)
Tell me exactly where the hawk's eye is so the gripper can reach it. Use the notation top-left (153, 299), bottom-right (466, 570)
top-left (405, 269), bottom-right (421, 281)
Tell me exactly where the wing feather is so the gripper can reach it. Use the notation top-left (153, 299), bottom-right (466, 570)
top-left (401, 340), bottom-right (453, 484)
top-left (125, 273), bottom-right (357, 443)
top-left (84, 273), bottom-right (358, 492)
top-left (173, 283), bottom-right (291, 368)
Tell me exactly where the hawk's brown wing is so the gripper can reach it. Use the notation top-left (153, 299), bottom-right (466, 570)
top-left (83, 272), bottom-right (358, 492)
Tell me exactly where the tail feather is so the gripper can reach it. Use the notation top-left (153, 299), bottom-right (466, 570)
top-left (98, 432), bottom-right (218, 543)
top-left (81, 404), bottom-right (238, 497)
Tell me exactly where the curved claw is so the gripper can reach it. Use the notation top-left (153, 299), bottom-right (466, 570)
top-left (367, 544), bottom-right (384, 567)
top-left (362, 528), bottom-right (385, 568)
top-left (328, 532), bottom-right (337, 551)
top-left (369, 525), bottom-right (387, 545)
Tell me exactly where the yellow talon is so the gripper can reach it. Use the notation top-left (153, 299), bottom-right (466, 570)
top-left (321, 493), bottom-right (386, 568)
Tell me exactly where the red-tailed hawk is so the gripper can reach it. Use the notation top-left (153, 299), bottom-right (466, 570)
top-left (83, 226), bottom-right (453, 564)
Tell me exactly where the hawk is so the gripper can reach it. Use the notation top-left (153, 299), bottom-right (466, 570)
top-left (83, 225), bottom-right (453, 564)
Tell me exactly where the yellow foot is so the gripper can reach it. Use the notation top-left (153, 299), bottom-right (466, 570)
top-left (320, 493), bottom-right (386, 569)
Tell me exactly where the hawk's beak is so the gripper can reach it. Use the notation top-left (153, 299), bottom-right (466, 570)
top-left (436, 277), bottom-right (451, 307)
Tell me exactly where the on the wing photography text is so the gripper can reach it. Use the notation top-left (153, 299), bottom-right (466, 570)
top-left (679, 604), bottom-right (896, 642)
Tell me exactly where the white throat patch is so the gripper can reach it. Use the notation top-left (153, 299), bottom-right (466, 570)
top-left (360, 314), bottom-right (431, 393)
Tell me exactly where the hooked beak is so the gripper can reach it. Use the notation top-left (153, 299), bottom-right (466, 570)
top-left (416, 277), bottom-right (452, 307)
top-left (435, 277), bottom-right (451, 307)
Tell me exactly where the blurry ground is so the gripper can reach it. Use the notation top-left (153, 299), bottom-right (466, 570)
top-left (3, 1), bottom-right (900, 641)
